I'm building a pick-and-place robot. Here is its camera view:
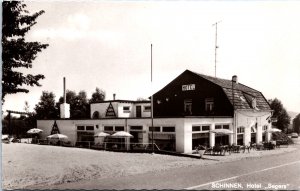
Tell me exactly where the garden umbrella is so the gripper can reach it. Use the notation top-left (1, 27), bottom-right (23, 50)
top-left (47, 133), bottom-right (68, 140)
top-left (94, 132), bottom-right (110, 137)
top-left (110, 131), bottom-right (133, 150)
top-left (210, 129), bottom-right (233, 145)
top-left (265, 128), bottom-right (282, 133)
top-left (2, 135), bottom-right (9, 140)
top-left (110, 131), bottom-right (133, 138)
top-left (27, 128), bottom-right (43, 134)
top-left (210, 129), bottom-right (234, 135)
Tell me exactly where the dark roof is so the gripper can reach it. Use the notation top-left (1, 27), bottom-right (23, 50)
top-left (190, 70), bottom-right (271, 111)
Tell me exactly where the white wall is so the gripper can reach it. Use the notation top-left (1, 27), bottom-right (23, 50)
top-left (38, 110), bottom-right (271, 153)
top-left (37, 117), bottom-right (235, 153)
top-left (133, 103), bottom-right (151, 118)
top-left (90, 102), bottom-right (118, 118)
top-left (184, 118), bottom-right (233, 153)
top-left (91, 102), bottom-right (151, 119)
top-left (117, 103), bottom-right (134, 118)
top-left (235, 110), bottom-right (272, 144)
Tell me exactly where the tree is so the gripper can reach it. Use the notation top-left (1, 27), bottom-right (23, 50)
top-left (35, 91), bottom-right (58, 119)
top-left (89, 88), bottom-right (105, 103)
top-left (269, 98), bottom-right (291, 132)
top-left (2, 1), bottom-right (48, 102)
top-left (73, 91), bottom-right (89, 118)
top-left (293, 113), bottom-right (300, 134)
top-left (23, 101), bottom-right (30, 113)
top-left (57, 90), bottom-right (89, 119)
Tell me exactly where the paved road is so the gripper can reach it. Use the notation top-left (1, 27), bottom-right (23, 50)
top-left (36, 138), bottom-right (300, 190)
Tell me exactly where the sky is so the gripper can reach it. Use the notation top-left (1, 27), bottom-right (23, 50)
top-left (2, 0), bottom-right (300, 115)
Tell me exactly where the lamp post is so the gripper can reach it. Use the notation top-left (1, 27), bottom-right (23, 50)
top-left (232, 75), bottom-right (237, 144)
top-left (151, 44), bottom-right (154, 153)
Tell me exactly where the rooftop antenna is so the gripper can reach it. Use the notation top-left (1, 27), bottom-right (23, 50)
top-left (212, 21), bottom-right (221, 77)
top-left (150, 43), bottom-right (154, 153)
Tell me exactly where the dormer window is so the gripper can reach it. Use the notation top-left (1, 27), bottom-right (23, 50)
top-left (205, 98), bottom-right (214, 112)
top-left (243, 93), bottom-right (258, 109)
top-left (251, 98), bottom-right (257, 109)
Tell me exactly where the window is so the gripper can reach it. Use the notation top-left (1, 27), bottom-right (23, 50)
top-left (215, 125), bottom-right (222, 129)
top-left (192, 125), bottom-right (210, 131)
top-left (77, 126), bottom-right (84, 131)
top-left (215, 124), bottom-right (230, 130)
top-left (104, 126), bottom-right (113, 131)
top-left (162, 126), bottom-right (175, 132)
top-left (263, 125), bottom-right (268, 131)
top-left (130, 126), bottom-right (143, 131)
top-left (149, 126), bottom-right (160, 132)
top-left (205, 98), bottom-right (214, 112)
top-left (237, 127), bottom-right (245, 134)
top-left (223, 125), bottom-right (230, 129)
top-left (86, 126), bottom-right (94, 131)
top-left (202, 125), bottom-right (210, 131)
top-left (115, 126), bottom-right (124, 131)
top-left (184, 99), bottom-right (192, 115)
top-left (92, 111), bottom-right (100, 119)
top-left (192, 126), bottom-right (201, 132)
top-left (251, 126), bottom-right (256, 133)
top-left (123, 106), bottom-right (130, 113)
top-left (144, 106), bottom-right (151, 112)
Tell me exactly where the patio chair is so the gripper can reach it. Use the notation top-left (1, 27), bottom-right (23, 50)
top-left (212, 145), bottom-right (225, 155)
top-left (204, 147), bottom-right (213, 155)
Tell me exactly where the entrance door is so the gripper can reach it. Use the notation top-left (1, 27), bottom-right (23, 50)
top-left (130, 131), bottom-right (139, 143)
top-left (136, 106), bottom-right (142, 118)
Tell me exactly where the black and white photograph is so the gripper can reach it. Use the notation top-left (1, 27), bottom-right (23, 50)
top-left (1, 0), bottom-right (300, 190)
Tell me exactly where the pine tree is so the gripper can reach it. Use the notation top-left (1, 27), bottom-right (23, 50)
top-left (2, 1), bottom-right (48, 102)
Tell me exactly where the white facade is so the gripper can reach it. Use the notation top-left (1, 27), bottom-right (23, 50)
top-left (37, 112), bottom-right (272, 153)
top-left (90, 101), bottom-right (151, 118)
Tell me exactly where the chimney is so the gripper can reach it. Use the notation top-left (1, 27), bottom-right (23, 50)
top-left (60, 77), bottom-right (70, 118)
top-left (113, 93), bottom-right (116, 100)
top-left (232, 75), bottom-right (238, 84)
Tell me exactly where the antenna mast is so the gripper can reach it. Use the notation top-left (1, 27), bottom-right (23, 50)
top-left (212, 21), bottom-right (221, 77)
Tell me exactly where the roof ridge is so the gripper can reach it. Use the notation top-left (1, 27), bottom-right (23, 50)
top-left (190, 70), bottom-right (261, 93)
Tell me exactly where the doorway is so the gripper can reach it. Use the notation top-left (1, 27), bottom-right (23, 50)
top-left (136, 106), bottom-right (141, 118)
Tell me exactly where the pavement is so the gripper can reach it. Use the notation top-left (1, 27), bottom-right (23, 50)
top-left (34, 137), bottom-right (300, 190)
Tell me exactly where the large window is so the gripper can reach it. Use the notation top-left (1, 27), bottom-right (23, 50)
top-left (115, 126), bottom-right (125, 131)
top-left (149, 126), bottom-right (160, 132)
top-left (162, 126), bottom-right (175, 132)
top-left (192, 126), bottom-right (201, 132)
top-left (215, 124), bottom-right (230, 130)
top-left (86, 126), bottom-right (94, 131)
top-left (205, 98), bottom-right (214, 112)
top-left (77, 125), bottom-right (95, 131)
top-left (130, 126), bottom-right (143, 131)
top-left (77, 126), bottom-right (85, 131)
top-left (184, 99), bottom-right (192, 115)
top-left (104, 126), bottom-right (114, 131)
top-left (192, 125), bottom-right (210, 132)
